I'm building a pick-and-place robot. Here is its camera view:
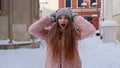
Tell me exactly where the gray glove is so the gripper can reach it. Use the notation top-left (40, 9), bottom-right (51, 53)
top-left (49, 12), bottom-right (56, 23)
top-left (71, 12), bottom-right (78, 22)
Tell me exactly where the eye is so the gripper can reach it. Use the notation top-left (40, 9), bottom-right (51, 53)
top-left (65, 16), bottom-right (69, 19)
top-left (58, 17), bottom-right (62, 19)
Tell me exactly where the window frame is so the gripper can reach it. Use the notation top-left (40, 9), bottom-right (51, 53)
top-left (77, 0), bottom-right (84, 8)
top-left (64, 0), bottom-right (72, 8)
top-left (90, 0), bottom-right (97, 7)
top-left (0, 0), bottom-right (8, 16)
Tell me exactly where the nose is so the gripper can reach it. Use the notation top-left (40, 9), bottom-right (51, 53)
top-left (61, 18), bottom-right (65, 22)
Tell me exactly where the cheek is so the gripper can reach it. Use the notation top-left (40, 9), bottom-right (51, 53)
top-left (58, 21), bottom-right (61, 25)
top-left (58, 22), bottom-right (61, 27)
top-left (65, 21), bottom-right (69, 25)
top-left (58, 20), bottom-right (62, 24)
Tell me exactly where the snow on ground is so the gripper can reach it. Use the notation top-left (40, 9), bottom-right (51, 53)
top-left (0, 47), bottom-right (46, 68)
top-left (79, 34), bottom-right (120, 68)
top-left (0, 34), bottom-right (120, 68)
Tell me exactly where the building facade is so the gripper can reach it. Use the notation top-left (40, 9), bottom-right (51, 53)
top-left (39, 0), bottom-right (59, 18)
top-left (0, 0), bottom-right (39, 49)
top-left (40, 0), bottom-right (120, 41)
top-left (112, 0), bottom-right (120, 41)
top-left (40, 0), bottom-right (101, 30)
top-left (101, 0), bottom-right (120, 41)
top-left (59, 0), bottom-right (101, 30)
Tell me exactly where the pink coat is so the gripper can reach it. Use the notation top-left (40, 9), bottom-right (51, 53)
top-left (28, 16), bottom-right (95, 68)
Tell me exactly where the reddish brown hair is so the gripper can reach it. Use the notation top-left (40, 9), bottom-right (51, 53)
top-left (47, 15), bottom-right (78, 62)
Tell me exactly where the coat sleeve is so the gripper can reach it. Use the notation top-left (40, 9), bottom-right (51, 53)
top-left (74, 16), bottom-right (96, 40)
top-left (28, 16), bottom-right (51, 40)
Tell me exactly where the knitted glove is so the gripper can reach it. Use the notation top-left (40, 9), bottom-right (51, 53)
top-left (71, 12), bottom-right (78, 22)
top-left (49, 12), bottom-right (56, 23)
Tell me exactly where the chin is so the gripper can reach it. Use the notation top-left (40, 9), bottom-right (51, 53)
top-left (61, 27), bottom-right (67, 30)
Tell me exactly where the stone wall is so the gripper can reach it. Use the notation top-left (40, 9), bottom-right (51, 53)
top-left (0, 0), bottom-right (9, 39)
top-left (0, 0), bottom-right (39, 41)
top-left (0, 0), bottom-right (40, 48)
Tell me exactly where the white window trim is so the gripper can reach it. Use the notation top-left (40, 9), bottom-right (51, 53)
top-left (64, 0), bottom-right (72, 8)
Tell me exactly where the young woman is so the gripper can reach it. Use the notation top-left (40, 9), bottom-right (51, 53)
top-left (28, 8), bottom-right (95, 68)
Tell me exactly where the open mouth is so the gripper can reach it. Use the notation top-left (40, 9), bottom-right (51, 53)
top-left (61, 24), bottom-right (66, 26)
top-left (60, 24), bottom-right (67, 29)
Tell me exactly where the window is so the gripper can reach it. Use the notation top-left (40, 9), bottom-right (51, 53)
top-left (84, 16), bottom-right (93, 24)
top-left (78, 0), bottom-right (83, 7)
top-left (65, 0), bottom-right (71, 8)
top-left (90, 0), bottom-right (97, 7)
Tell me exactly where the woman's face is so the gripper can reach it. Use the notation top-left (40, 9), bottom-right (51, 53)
top-left (58, 15), bottom-right (69, 30)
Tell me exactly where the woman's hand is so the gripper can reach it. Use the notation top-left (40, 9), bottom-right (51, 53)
top-left (49, 12), bottom-right (56, 23)
top-left (71, 12), bottom-right (78, 22)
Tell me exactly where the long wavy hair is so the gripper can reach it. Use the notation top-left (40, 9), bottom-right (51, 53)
top-left (47, 15), bottom-right (78, 62)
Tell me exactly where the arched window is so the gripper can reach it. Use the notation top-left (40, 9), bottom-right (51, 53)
top-left (65, 0), bottom-right (71, 8)
top-left (90, 0), bottom-right (97, 7)
top-left (78, 0), bottom-right (83, 7)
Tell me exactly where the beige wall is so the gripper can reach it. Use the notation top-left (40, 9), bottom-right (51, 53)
top-left (0, 16), bottom-right (9, 39)
top-left (112, 0), bottom-right (120, 16)
top-left (0, 0), bottom-right (39, 41)
top-left (113, 15), bottom-right (120, 40)
top-left (112, 0), bottom-right (120, 40)
top-left (0, 0), bottom-right (9, 39)
top-left (39, 0), bottom-right (59, 17)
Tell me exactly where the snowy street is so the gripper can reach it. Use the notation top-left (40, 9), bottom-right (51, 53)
top-left (0, 34), bottom-right (120, 68)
